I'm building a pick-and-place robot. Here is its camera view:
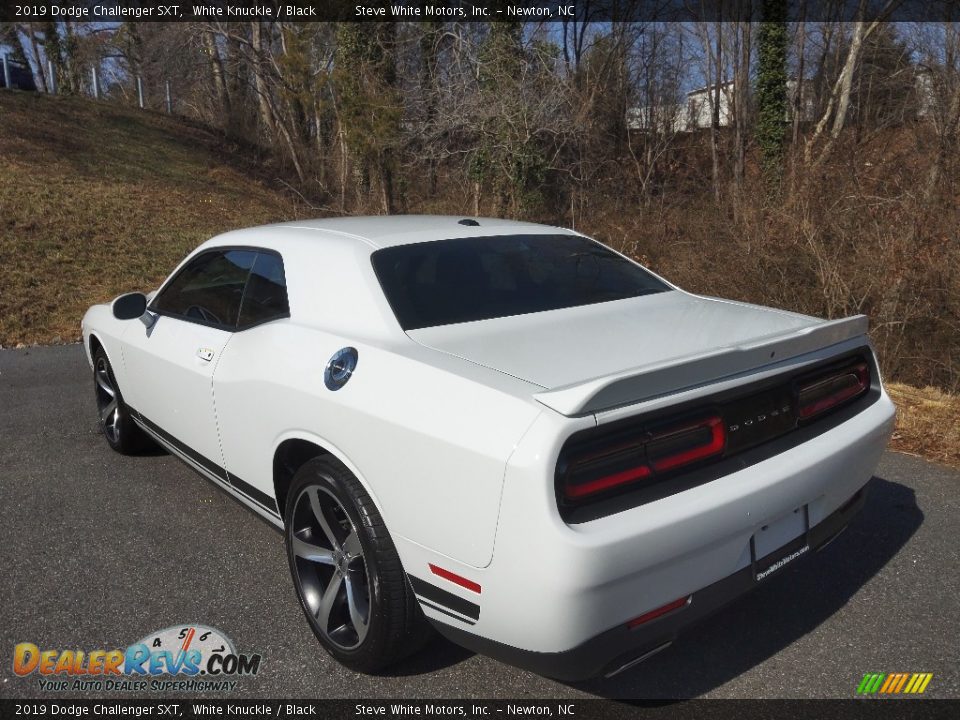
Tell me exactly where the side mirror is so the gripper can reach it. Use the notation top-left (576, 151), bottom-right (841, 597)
top-left (112, 292), bottom-right (148, 321)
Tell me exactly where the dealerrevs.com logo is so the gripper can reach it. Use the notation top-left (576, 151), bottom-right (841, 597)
top-left (13, 624), bottom-right (262, 692)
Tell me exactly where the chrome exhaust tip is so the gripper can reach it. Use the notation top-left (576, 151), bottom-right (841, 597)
top-left (604, 641), bottom-right (673, 679)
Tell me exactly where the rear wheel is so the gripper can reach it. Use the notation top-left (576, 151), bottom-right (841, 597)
top-left (284, 456), bottom-right (429, 673)
top-left (92, 347), bottom-right (151, 454)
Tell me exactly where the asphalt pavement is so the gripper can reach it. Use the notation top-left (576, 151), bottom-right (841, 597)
top-left (1, 344), bottom-right (957, 700)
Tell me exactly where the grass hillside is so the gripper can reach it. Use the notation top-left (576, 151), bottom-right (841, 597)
top-left (0, 90), bottom-right (301, 346)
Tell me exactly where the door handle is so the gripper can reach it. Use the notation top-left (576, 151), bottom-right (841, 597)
top-left (197, 347), bottom-right (215, 362)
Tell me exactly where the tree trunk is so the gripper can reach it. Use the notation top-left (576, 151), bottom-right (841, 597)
top-left (712, 20), bottom-right (723, 129)
top-left (710, 23), bottom-right (722, 204)
top-left (732, 21), bottom-right (751, 201)
top-left (924, 80), bottom-right (960, 201)
top-left (39, 21), bottom-right (65, 93)
top-left (249, 22), bottom-right (277, 139)
top-left (830, 22), bottom-right (866, 139)
top-left (420, 21), bottom-right (442, 196)
top-left (22, 23), bottom-right (47, 92)
top-left (203, 30), bottom-right (231, 125)
top-left (804, 0), bottom-right (892, 164)
top-left (378, 156), bottom-right (394, 214)
top-left (792, 10), bottom-right (807, 149)
top-left (62, 21), bottom-right (81, 93)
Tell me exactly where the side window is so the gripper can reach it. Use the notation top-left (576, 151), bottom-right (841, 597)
top-left (151, 250), bottom-right (256, 328)
top-left (237, 252), bottom-right (290, 328)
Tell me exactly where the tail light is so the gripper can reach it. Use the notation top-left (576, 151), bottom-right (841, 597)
top-left (558, 353), bottom-right (873, 509)
top-left (562, 440), bottom-right (652, 500)
top-left (647, 416), bottom-right (725, 472)
top-left (798, 361), bottom-right (870, 420)
top-left (561, 413), bottom-right (725, 502)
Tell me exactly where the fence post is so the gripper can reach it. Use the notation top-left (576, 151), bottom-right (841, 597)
top-left (2, 54), bottom-right (10, 89)
top-left (47, 59), bottom-right (56, 94)
top-left (91, 66), bottom-right (100, 99)
top-left (165, 79), bottom-right (172, 114)
top-left (136, 76), bottom-right (144, 108)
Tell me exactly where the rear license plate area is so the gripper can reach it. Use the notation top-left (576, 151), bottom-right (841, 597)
top-left (752, 506), bottom-right (810, 582)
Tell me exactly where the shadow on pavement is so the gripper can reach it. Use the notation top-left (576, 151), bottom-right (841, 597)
top-left (382, 635), bottom-right (476, 677)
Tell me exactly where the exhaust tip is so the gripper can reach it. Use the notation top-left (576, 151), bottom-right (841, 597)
top-left (604, 641), bottom-right (673, 679)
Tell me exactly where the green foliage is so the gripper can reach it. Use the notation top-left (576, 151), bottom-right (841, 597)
top-left (276, 26), bottom-right (316, 106)
top-left (275, 24), bottom-right (329, 146)
top-left (506, 142), bottom-right (548, 213)
top-left (473, 21), bottom-right (550, 214)
top-left (334, 20), bottom-right (401, 199)
top-left (756, 0), bottom-right (789, 189)
top-left (468, 147), bottom-right (490, 184)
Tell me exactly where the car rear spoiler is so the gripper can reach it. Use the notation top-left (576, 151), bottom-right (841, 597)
top-left (533, 314), bottom-right (870, 417)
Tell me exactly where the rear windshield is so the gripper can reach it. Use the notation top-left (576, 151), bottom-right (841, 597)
top-left (371, 234), bottom-right (670, 330)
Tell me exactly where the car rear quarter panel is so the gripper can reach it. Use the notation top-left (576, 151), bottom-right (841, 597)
top-left (212, 322), bottom-right (543, 568)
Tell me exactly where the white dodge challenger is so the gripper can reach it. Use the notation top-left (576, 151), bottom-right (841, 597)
top-left (82, 216), bottom-right (895, 680)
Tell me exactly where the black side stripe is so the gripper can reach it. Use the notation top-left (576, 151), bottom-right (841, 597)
top-left (135, 410), bottom-right (228, 481)
top-left (131, 407), bottom-right (279, 516)
top-left (228, 472), bottom-right (279, 514)
top-left (408, 575), bottom-right (480, 622)
top-left (419, 599), bottom-right (476, 626)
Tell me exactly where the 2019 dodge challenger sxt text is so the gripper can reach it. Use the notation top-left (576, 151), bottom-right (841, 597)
top-left (81, 216), bottom-right (895, 680)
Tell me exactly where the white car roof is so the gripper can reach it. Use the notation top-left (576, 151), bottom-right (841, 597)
top-left (184, 216), bottom-right (576, 343)
top-left (206, 215), bottom-right (570, 251)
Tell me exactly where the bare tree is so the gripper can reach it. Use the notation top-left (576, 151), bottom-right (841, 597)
top-left (911, 21), bottom-right (960, 200)
top-left (625, 22), bottom-right (686, 202)
top-left (804, 0), bottom-right (899, 164)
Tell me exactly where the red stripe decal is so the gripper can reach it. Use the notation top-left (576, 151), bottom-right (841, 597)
top-left (429, 564), bottom-right (481, 594)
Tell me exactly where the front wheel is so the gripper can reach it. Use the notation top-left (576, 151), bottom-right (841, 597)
top-left (92, 347), bottom-right (151, 454)
top-left (284, 456), bottom-right (429, 673)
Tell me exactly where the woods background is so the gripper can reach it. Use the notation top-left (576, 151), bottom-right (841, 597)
top-left (2, 3), bottom-right (959, 395)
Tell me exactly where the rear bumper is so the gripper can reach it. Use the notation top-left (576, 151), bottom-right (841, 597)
top-left (431, 486), bottom-right (867, 681)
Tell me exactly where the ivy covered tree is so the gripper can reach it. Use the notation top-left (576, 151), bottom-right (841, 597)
top-left (755, 0), bottom-right (789, 189)
top-left (334, 19), bottom-right (401, 213)
top-left (472, 17), bottom-right (562, 216)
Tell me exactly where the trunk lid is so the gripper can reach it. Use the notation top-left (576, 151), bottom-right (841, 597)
top-left (406, 291), bottom-right (868, 415)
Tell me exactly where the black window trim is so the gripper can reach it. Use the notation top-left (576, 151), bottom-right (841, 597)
top-left (147, 245), bottom-right (291, 333)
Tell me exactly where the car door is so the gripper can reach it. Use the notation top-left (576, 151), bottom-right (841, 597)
top-left (211, 250), bottom-right (291, 513)
top-left (120, 248), bottom-right (257, 475)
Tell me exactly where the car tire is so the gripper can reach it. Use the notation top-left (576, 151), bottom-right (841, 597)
top-left (92, 346), bottom-right (152, 454)
top-left (284, 456), bottom-right (430, 673)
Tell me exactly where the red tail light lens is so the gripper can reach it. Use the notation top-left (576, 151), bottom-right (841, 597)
top-left (798, 362), bottom-right (869, 420)
top-left (561, 413), bottom-right (725, 502)
top-left (647, 416), bottom-right (725, 472)
top-left (562, 442), bottom-right (652, 500)
top-left (564, 464), bottom-right (652, 500)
